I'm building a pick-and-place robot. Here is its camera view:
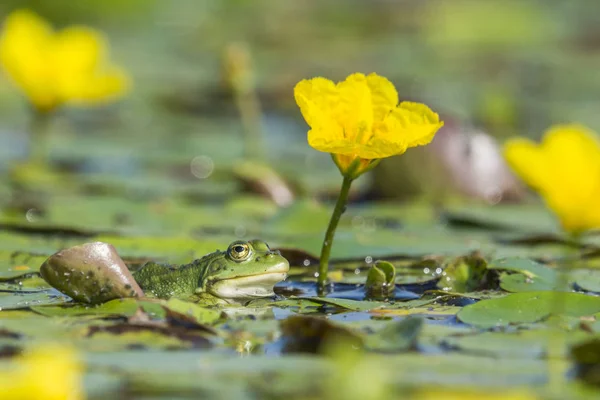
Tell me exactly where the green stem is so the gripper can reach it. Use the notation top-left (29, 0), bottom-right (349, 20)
top-left (317, 175), bottom-right (354, 294)
top-left (28, 110), bottom-right (51, 164)
top-left (234, 87), bottom-right (264, 160)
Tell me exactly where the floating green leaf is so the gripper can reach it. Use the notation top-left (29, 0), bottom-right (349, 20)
top-left (31, 298), bottom-right (141, 317)
top-left (488, 257), bottom-right (557, 292)
top-left (458, 291), bottom-right (600, 328)
top-left (163, 298), bottom-right (223, 326)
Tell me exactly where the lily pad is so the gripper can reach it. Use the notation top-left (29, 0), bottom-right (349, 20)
top-left (297, 297), bottom-right (387, 312)
top-left (0, 291), bottom-right (68, 310)
top-left (163, 298), bottom-right (223, 326)
top-left (30, 298), bottom-right (142, 317)
top-left (458, 291), bottom-right (600, 328)
top-left (487, 257), bottom-right (557, 292)
top-left (572, 269), bottom-right (600, 293)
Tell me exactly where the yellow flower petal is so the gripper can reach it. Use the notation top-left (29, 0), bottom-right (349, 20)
top-left (504, 124), bottom-right (600, 234)
top-left (53, 27), bottom-right (103, 75)
top-left (0, 9), bottom-right (129, 111)
top-left (503, 138), bottom-right (548, 190)
top-left (294, 77), bottom-right (339, 129)
top-left (336, 73), bottom-right (373, 142)
top-left (52, 26), bottom-right (129, 104)
top-left (394, 102), bottom-right (444, 147)
top-left (0, 9), bottom-right (56, 110)
top-left (0, 344), bottom-right (84, 400)
top-left (365, 73), bottom-right (398, 121)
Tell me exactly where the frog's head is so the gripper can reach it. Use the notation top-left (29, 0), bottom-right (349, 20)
top-left (199, 240), bottom-right (289, 302)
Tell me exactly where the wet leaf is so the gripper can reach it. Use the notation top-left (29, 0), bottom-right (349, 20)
top-left (365, 261), bottom-right (396, 300)
top-left (297, 297), bottom-right (387, 311)
top-left (0, 291), bottom-right (68, 310)
top-left (30, 298), bottom-right (142, 317)
top-left (0, 251), bottom-right (47, 280)
top-left (458, 292), bottom-right (600, 328)
top-left (572, 269), bottom-right (600, 293)
top-left (87, 323), bottom-right (213, 350)
top-left (163, 298), bottom-right (224, 326)
top-left (487, 257), bottom-right (557, 292)
top-left (437, 253), bottom-right (493, 293)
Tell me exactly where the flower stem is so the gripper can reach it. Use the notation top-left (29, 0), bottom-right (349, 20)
top-left (28, 110), bottom-right (51, 164)
top-left (318, 175), bottom-right (353, 294)
top-left (234, 86), bottom-right (264, 160)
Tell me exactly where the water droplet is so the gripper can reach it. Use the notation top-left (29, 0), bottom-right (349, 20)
top-left (190, 155), bottom-right (214, 179)
top-left (25, 208), bottom-right (40, 222)
top-left (365, 256), bottom-right (373, 264)
top-left (314, 272), bottom-right (319, 278)
top-left (234, 225), bottom-right (247, 238)
top-left (302, 259), bottom-right (310, 267)
top-left (354, 268), bottom-right (360, 275)
top-left (435, 268), bottom-right (442, 274)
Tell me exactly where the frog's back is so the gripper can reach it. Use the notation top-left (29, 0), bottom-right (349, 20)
top-left (133, 259), bottom-right (205, 298)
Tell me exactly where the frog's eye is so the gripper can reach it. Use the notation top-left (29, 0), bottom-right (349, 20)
top-left (228, 242), bottom-right (251, 261)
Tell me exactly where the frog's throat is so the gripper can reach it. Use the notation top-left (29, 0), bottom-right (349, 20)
top-left (195, 255), bottom-right (287, 301)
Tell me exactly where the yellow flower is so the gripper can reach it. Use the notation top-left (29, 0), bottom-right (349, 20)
top-left (503, 124), bottom-right (600, 234)
top-left (294, 73), bottom-right (443, 177)
top-left (414, 388), bottom-right (536, 400)
top-left (0, 344), bottom-right (84, 400)
top-left (0, 9), bottom-right (129, 113)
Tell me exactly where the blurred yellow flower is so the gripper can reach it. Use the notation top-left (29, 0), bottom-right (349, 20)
top-left (294, 72), bottom-right (443, 177)
top-left (0, 344), bottom-right (84, 400)
top-left (0, 9), bottom-right (129, 113)
top-left (414, 388), bottom-right (536, 400)
top-left (504, 124), bottom-right (600, 234)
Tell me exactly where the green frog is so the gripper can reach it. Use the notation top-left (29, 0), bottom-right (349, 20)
top-left (133, 240), bottom-right (289, 304)
top-left (40, 239), bottom-right (290, 306)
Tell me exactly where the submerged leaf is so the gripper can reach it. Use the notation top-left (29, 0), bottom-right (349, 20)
top-left (571, 338), bottom-right (600, 387)
top-left (364, 316), bottom-right (423, 352)
top-left (280, 315), bottom-right (363, 354)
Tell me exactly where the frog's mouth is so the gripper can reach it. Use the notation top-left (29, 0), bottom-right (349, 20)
top-left (207, 271), bottom-right (288, 300)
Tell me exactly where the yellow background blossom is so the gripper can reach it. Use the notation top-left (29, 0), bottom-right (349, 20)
top-left (0, 9), bottom-right (129, 112)
top-left (504, 124), bottom-right (600, 234)
top-left (0, 344), bottom-right (84, 400)
top-left (294, 73), bottom-right (443, 174)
